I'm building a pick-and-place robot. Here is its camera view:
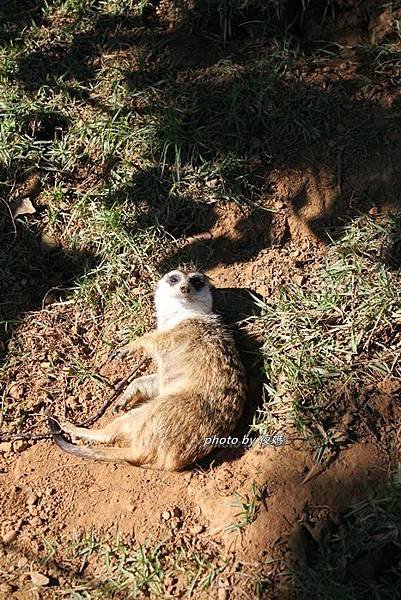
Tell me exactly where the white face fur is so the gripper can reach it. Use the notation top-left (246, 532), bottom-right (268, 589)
top-left (155, 270), bottom-right (213, 330)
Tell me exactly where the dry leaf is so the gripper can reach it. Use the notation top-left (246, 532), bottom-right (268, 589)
top-left (11, 198), bottom-right (36, 218)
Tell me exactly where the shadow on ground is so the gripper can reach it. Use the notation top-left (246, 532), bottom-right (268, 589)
top-left (4, 0), bottom-right (401, 272)
top-left (0, 198), bottom-right (95, 360)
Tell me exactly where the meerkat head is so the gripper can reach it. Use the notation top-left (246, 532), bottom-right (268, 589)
top-left (155, 270), bottom-right (213, 329)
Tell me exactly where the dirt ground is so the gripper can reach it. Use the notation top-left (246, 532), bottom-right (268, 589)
top-left (1, 1), bottom-right (401, 598)
top-left (1, 208), bottom-right (399, 598)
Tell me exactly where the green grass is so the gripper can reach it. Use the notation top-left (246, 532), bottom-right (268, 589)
top-left (0, 528), bottom-right (239, 598)
top-left (225, 481), bottom-right (266, 532)
top-left (252, 215), bottom-right (401, 458)
top-left (0, 0), bottom-right (324, 370)
top-left (52, 529), bottom-right (235, 598)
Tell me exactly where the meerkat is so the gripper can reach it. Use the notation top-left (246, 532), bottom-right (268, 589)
top-left (48, 270), bottom-right (246, 471)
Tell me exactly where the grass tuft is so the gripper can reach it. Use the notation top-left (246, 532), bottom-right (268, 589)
top-left (253, 215), bottom-right (401, 454)
top-left (290, 475), bottom-right (401, 599)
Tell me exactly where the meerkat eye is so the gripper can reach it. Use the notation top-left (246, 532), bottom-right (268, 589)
top-left (169, 274), bottom-right (179, 285)
top-left (190, 276), bottom-right (205, 291)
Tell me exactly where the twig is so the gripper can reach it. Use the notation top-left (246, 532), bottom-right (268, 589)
top-left (0, 359), bottom-right (149, 442)
top-left (77, 358), bottom-right (148, 427)
top-left (301, 451), bottom-right (335, 485)
top-left (0, 431), bottom-right (53, 442)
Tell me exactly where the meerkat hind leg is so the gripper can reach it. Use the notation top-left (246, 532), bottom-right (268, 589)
top-left (60, 409), bottom-right (145, 444)
top-left (114, 374), bottom-right (159, 412)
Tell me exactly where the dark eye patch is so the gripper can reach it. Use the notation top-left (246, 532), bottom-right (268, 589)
top-left (169, 274), bottom-right (180, 285)
top-left (190, 276), bottom-right (205, 291)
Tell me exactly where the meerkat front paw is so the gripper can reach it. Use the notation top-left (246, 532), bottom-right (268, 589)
top-left (109, 343), bottom-right (135, 361)
top-left (109, 336), bottom-right (146, 361)
top-left (113, 391), bottom-right (143, 413)
top-left (109, 346), bottom-right (129, 361)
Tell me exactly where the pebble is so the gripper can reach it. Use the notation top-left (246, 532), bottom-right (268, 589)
top-left (2, 529), bottom-right (18, 544)
top-left (8, 384), bottom-right (23, 400)
top-left (190, 524), bottom-right (204, 535)
top-left (27, 493), bottom-right (38, 506)
top-left (0, 442), bottom-right (12, 453)
top-left (293, 274), bottom-right (305, 286)
top-left (12, 440), bottom-right (29, 453)
top-left (161, 510), bottom-right (171, 521)
top-left (17, 557), bottom-right (28, 569)
top-left (40, 232), bottom-right (58, 252)
top-left (30, 571), bottom-right (50, 587)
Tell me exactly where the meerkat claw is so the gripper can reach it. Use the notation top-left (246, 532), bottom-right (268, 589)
top-left (112, 397), bottom-right (125, 412)
top-left (108, 346), bottom-right (129, 361)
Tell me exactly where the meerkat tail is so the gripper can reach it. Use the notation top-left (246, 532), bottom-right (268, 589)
top-left (46, 412), bottom-right (143, 464)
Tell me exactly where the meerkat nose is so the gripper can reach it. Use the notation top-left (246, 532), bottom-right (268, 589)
top-left (180, 285), bottom-right (191, 294)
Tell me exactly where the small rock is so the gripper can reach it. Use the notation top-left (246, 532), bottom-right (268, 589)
top-left (40, 232), bottom-right (58, 252)
top-left (11, 197), bottom-right (36, 218)
top-left (17, 557), bottom-right (28, 569)
top-left (26, 493), bottom-right (38, 507)
top-left (0, 442), bottom-right (12, 453)
top-left (2, 529), bottom-right (18, 544)
top-left (206, 178), bottom-right (218, 188)
top-left (8, 384), bottom-right (23, 400)
top-left (161, 510), bottom-right (171, 521)
top-left (30, 571), bottom-right (50, 587)
top-left (12, 440), bottom-right (29, 453)
top-left (190, 524), bottom-right (204, 535)
top-left (293, 274), bottom-right (305, 286)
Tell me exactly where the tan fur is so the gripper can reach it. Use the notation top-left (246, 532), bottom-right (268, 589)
top-left (52, 283), bottom-right (246, 470)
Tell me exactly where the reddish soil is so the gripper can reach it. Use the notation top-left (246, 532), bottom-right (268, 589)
top-left (1, 2), bottom-right (401, 598)
top-left (0, 236), bottom-right (398, 597)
